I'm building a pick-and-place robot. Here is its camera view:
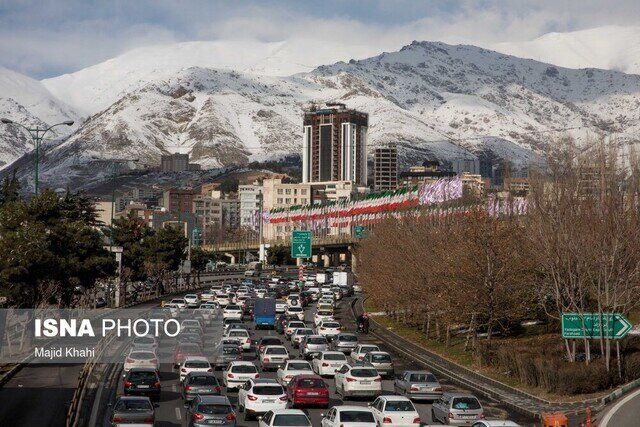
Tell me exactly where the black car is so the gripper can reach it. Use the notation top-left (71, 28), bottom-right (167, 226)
top-left (123, 368), bottom-right (161, 400)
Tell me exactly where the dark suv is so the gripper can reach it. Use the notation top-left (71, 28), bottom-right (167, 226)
top-left (123, 368), bottom-right (161, 400)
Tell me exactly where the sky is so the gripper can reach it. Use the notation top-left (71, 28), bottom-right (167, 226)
top-left (1, 0), bottom-right (639, 80)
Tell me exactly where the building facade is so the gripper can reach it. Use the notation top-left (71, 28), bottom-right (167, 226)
top-left (162, 188), bottom-right (196, 214)
top-left (302, 104), bottom-right (368, 186)
top-left (373, 144), bottom-right (398, 191)
top-left (239, 184), bottom-right (262, 230)
top-left (161, 153), bottom-right (189, 172)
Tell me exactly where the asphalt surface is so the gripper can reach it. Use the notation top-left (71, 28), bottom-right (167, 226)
top-left (599, 387), bottom-right (640, 427)
top-left (101, 293), bottom-right (530, 427)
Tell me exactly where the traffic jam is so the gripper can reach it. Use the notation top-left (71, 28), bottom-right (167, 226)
top-left (108, 268), bottom-right (522, 427)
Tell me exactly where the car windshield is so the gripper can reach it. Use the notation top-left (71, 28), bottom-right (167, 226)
top-left (385, 400), bottom-right (416, 411)
top-left (322, 323), bottom-right (339, 328)
top-left (297, 378), bottom-right (325, 388)
top-left (410, 373), bottom-right (438, 382)
top-left (361, 346), bottom-right (379, 352)
top-left (318, 310), bottom-right (332, 315)
top-left (289, 307), bottom-right (302, 311)
top-left (267, 347), bottom-right (288, 355)
top-left (253, 385), bottom-right (284, 395)
top-left (339, 411), bottom-right (375, 422)
top-left (324, 353), bottom-right (347, 361)
top-left (229, 330), bottom-right (248, 337)
top-left (308, 337), bottom-right (326, 344)
top-left (288, 362), bottom-right (311, 370)
top-left (227, 305), bottom-right (241, 310)
top-left (217, 294), bottom-right (229, 298)
top-left (197, 404), bottom-right (232, 415)
top-left (184, 360), bottom-right (209, 368)
top-left (115, 399), bottom-right (152, 412)
top-left (231, 365), bottom-right (258, 373)
top-left (128, 371), bottom-right (157, 381)
top-left (295, 329), bottom-right (313, 335)
top-left (371, 354), bottom-right (391, 362)
top-left (289, 322), bottom-right (305, 328)
top-left (134, 337), bottom-right (155, 344)
top-left (273, 414), bottom-right (311, 426)
top-left (261, 338), bottom-right (282, 346)
top-left (452, 397), bottom-right (481, 410)
top-left (130, 351), bottom-right (155, 360)
top-left (188, 375), bottom-right (218, 386)
top-left (339, 335), bottom-right (357, 342)
top-left (222, 346), bottom-right (240, 354)
top-left (171, 299), bottom-right (185, 304)
top-left (350, 368), bottom-right (378, 377)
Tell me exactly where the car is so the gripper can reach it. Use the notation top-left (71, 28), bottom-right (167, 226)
top-left (258, 409), bottom-right (312, 426)
top-left (316, 321), bottom-right (341, 340)
top-left (394, 370), bottom-right (442, 401)
top-left (212, 344), bottom-right (243, 369)
top-left (362, 351), bottom-right (394, 378)
top-left (182, 371), bottom-right (222, 401)
top-left (291, 328), bottom-right (314, 348)
top-left (216, 293), bottom-right (231, 308)
top-left (259, 345), bottom-right (290, 370)
top-left (320, 406), bottom-right (377, 427)
top-left (178, 332), bottom-right (204, 347)
top-left (223, 361), bottom-right (260, 390)
top-left (195, 306), bottom-right (216, 323)
top-left (275, 301), bottom-right (287, 314)
top-left (471, 422), bottom-right (521, 427)
top-left (110, 396), bottom-right (155, 426)
top-left (331, 333), bottom-right (358, 354)
top-left (200, 290), bottom-right (216, 302)
top-left (223, 304), bottom-right (244, 320)
top-left (334, 363), bottom-right (382, 399)
top-left (124, 349), bottom-right (159, 373)
top-left (285, 321), bottom-right (307, 338)
top-left (170, 298), bottom-right (187, 309)
top-left (255, 336), bottom-right (284, 357)
top-left (312, 351), bottom-right (348, 377)
top-left (314, 310), bottom-right (334, 326)
top-left (369, 395), bottom-right (421, 426)
top-left (123, 368), bottom-right (161, 400)
top-left (180, 356), bottom-right (213, 382)
top-left (174, 343), bottom-right (204, 367)
top-left (432, 393), bottom-right (484, 425)
top-left (286, 374), bottom-right (330, 408)
top-left (237, 378), bottom-right (288, 421)
top-left (224, 328), bottom-right (252, 350)
top-left (351, 344), bottom-right (380, 362)
top-left (184, 294), bottom-right (200, 308)
top-left (185, 394), bottom-right (237, 427)
top-left (299, 335), bottom-right (329, 358)
top-left (276, 360), bottom-right (313, 386)
top-left (131, 336), bottom-right (158, 351)
top-left (286, 306), bottom-right (305, 320)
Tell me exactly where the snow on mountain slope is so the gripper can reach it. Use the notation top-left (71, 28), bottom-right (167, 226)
top-left (0, 66), bottom-right (78, 169)
top-left (41, 39), bottom-right (382, 115)
top-left (493, 26), bottom-right (640, 75)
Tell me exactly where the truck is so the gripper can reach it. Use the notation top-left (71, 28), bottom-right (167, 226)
top-left (332, 271), bottom-right (354, 287)
top-left (253, 298), bottom-right (276, 329)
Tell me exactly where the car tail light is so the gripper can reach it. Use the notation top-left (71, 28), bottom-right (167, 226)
top-left (112, 416), bottom-right (123, 422)
top-left (124, 380), bottom-right (132, 387)
top-left (143, 417), bottom-right (154, 423)
top-left (246, 338), bottom-right (251, 344)
top-left (346, 377), bottom-right (357, 382)
top-left (255, 373), bottom-right (260, 378)
top-left (279, 395), bottom-right (287, 401)
top-left (247, 395), bottom-right (258, 401)
top-left (150, 358), bottom-right (157, 364)
top-left (226, 413), bottom-right (236, 421)
top-left (154, 381), bottom-right (161, 388)
top-left (207, 368), bottom-right (213, 372)
top-left (227, 373), bottom-right (234, 378)
top-left (322, 362), bottom-right (329, 367)
top-left (214, 385), bottom-right (221, 393)
top-left (480, 413), bottom-right (485, 419)
top-left (184, 385), bottom-right (192, 391)
top-left (434, 387), bottom-right (443, 392)
top-left (448, 412), bottom-right (454, 419)
top-left (413, 416), bottom-right (421, 424)
top-left (193, 412), bottom-right (205, 421)
top-left (383, 417), bottom-right (392, 423)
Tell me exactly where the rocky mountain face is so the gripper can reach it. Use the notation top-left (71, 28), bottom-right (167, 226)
top-left (3, 40), bottom-right (640, 189)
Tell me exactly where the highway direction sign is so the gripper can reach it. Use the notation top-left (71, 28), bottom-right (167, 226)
top-left (561, 313), bottom-right (633, 339)
top-left (291, 230), bottom-right (312, 258)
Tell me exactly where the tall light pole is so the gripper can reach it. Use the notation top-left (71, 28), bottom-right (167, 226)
top-left (1, 118), bottom-right (74, 195)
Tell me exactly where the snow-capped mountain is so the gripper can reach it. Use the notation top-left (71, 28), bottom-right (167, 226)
top-left (23, 40), bottom-right (640, 189)
top-left (493, 26), bottom-right (640, 75)
top-left (0, 66), bottom-right (78, 169)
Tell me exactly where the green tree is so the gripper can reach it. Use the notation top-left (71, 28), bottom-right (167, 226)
top-left (267, 245), bottom-right (293, 266)
top-left (0, 171), bottom-right (21, 207)
top-left (190, 247), bottom-right (216, 284)
top-left (143, 226), bottom-right (188, 296)
top-left (111, 211), bottom-right (154, 282)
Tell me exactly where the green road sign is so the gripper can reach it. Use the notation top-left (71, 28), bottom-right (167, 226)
top-left (561, 313), bottom-right (633, 339)
top-left (291, 230), bottom-right (312, 258)
top-left (354, 225), bottom-right (367, 238)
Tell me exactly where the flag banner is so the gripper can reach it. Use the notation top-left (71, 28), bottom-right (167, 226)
top-left (418, 176), bottom-right (463, 205)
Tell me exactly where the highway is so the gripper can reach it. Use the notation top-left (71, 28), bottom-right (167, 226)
top-left (96, 284), bottom-right (532, 426)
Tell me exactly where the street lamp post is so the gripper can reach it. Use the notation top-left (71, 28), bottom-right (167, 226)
top-left (1, 118), bottom-right (74, 195)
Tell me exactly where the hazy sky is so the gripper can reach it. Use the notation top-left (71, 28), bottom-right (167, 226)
top-left (1, 0), bottom-right (639, 79)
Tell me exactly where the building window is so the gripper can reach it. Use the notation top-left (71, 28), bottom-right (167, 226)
top-left (301, 189), bottom-right (307, 195)
top-left (277, 198), bottom-right (283, 204)
top-left (301, 198), bottom-right (307, 204)
top-left (285, 189), bottom-right (291, 195)
top-left (277, 189), bottom-right (283, 195)
top-left (285, 198), bottom-right (291, 204)
top-left (293, 189), bottom-right (298, 195)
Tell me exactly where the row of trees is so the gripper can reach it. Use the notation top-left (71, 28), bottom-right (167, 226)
top-left (357, 138), bottom-right (640, 383)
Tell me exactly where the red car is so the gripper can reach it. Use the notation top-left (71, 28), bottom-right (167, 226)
top-left (286, 374), bottom-right (329, 408)
top-left (173, 343), bottom-right (203, 367)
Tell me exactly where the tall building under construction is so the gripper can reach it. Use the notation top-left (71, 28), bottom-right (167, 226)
top-left (302, 103), bottom-right (368, 186)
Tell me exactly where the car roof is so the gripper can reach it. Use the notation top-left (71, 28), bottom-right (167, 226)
top-left (128, 367), bottom-right (158, 373)
top-left (117, 395), bottom-right (151, 402)
top-left (197, 395), bottom-right (231, 404)
top-left (184, 356), bottom-right (209, 362)
top-left (252, 378), bottom-right (280, 384)
top-left (268, 409), bottom-right (308, 415)
top-left (403, 370), bottom-right (434, 375)
top-left (228, 361), bottom-right (255, 366)
top-left (444, 392), bottom-right (479, 399)
top-left (321, 351), bottom-right (346, 355)
top-left (378, 395), bottom-right (412, 402)
top-left (186, 371), bottom-right (216, 377)
top-left (335, 405), bottom-right (374, 412)
top-left (367, 351), bottom-right (390, 355)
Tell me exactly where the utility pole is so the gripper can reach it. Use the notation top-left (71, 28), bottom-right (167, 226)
top-left (1, 118), bottom-right (74, 194)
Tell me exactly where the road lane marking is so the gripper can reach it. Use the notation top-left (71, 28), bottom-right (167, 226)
top-left (175, 407), bottom-right (182, 420)
top-left (600, 387), bottom-right (640, 427)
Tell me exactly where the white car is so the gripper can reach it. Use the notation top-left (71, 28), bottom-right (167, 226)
top-left (223, 304), bottom-right (243, 320)
top-left (312, 351), bottom-right (348, 376)
top-left (276, 360), bottom-right (313, 386)
top-left (258, 409), bottom-right (312, 427)
top-left (334, 363), bottom-right (382, 399)
top-left (184, 294), bottom-right (199, 307)
top-left (224, 328), bottom-right (252, 350)
top-left (256, 289), bottom-right (267, 298)
top-left (291, 328), bottom-right (314, 348)
top-left (316, 321), bottom-right (341, 340)
top-left (275, 301), bottom-right (287, 314)
top-left (180, 319), bottom-right (203, 330)
top-left (286, 296), bottom-right (302, 307)
top-left (300, 335), bottom-right (329, 357)
top-left (215, 293), bottom-right (230, 308)
top-left (200, 290), bottom-right (215, 302)
top-left (260, 345), bottom-right (290, 370)
top-left (169, 298), bottom-right (186, 309)
top-left (124, 349), bottom-right (159, 373)
top-left (131, 336), bottom-right (158, 351)
top-left (314, 310), bottom-right (334, 327)
top-left (351, 344), bottom-right (380, 362)
top-left (179, 356), bottom-right (212, 382)
top-left (238, 378), bottom-right (287, 421)
top-left (286, 306), bottom-right (305, 321)
top-left (223, 361), bottom-right (260, 390)
top-left (321, 406), bottom-right (377, 427)
top-left (285, 321), bottom-right (307, 338)
top-left (369, 395), bottom-right (421, 426)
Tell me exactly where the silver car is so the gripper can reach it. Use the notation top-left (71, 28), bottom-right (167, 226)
top-left (394, 370), bottom-right (442, 401)
top-left (432, 393), bottom-right (484, 425)
top-left (362, 351), bottom-right (394, 378)
top-left (185, 395), bottom-right (237, 427)
top-left (300, 335), bottom-right (329, 358)
top-left (110, 396), bottom-right (154, 425)
top-left (331, 333), bottom-right (358, 354)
